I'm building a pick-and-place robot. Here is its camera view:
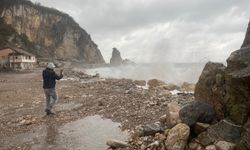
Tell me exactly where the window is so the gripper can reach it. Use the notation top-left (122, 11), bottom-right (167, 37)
top-left (29, 56), bottom-right (31, 60)
top-left (16, 56), bottom-right (18, 59)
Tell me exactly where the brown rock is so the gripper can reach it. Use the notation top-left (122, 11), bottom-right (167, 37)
top-left (64, 95), bottom-right (74, 99)
top-left (194, 122), bottom-right (210, 135)
top-left (159, 114), bottom-right (167, 124)
top-left (205, 145), bottom-right (216, 150)
top-left (225, 47), bottom-right (250, 125)
top-left (106, 139), bottom-right (129, 148)
top-left (147, 79), bottom-right (166, 88)
top-left (162, 83), bottom-right (179, 91)
top-left (194, 62), bottom-right (226, 120)
top-left (142, 122), bottom-right (164, 136)
top-left (189, 141), bottom-right (206, 150)
top-left (134, 80), bottom-right (146, 86)
top-left (164, 129), bottom-right (170, 136)
top-left (133, 125), bottom-right (144, 137)
top-left (140, 144), bottom-right (146, 149)
top-left (166, 123), bottom-right (190, 150)
top-left (236, 118), bottom-right (250, 150)
top-left (215, 141), bottom-right (235, 150)
top-left (197, 120), bottom-right (242, 147)
top-left (194, 20), bottom-right (250, 125)
top-left (165, 101), bottom-right (181, 128)
top-left (189, 142), bottom-right (203, 150)
top-left (179, 101), bottom-right (215, 126)
top-left (155, 133), bottom-right (166, 142)
top-left (20, 119), bottom-right (32, 126)
top-left (181, 82), bottom-right (195, 92)
top-left (147, 141), bottom-right (160, 149)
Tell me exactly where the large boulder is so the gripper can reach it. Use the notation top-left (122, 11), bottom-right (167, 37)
top-left (179, 101), bottom-right (215, 126)
top-left (236, 118), bottom-right (250, 150)
top-left (194, 62), bottom-right (226, 120)
top-left (225, 47), bottom-right (250, 125)
top-left (197, 119), bottom-right (242, 147)
top-left (195, 20), bottom-right (250, 125)
top-left (166, 123), bottom-right (190, 150)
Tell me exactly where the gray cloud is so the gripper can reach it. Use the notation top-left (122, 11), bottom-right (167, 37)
top-left (32, 0), bottom-right (250, 63)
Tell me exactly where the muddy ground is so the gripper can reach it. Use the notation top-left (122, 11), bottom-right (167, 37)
top-left (0, 68), bottom-right (194, 149)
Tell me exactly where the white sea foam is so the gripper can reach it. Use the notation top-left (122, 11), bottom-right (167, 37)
top-left (85, 63), bottom-right (205, 85)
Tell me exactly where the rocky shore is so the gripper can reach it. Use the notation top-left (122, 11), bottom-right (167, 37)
top-left (1, 44), bottom-right (249, 150)
top-left (0, 52), bottom-right (249, 150)
top-left (109, 20), bottom-right (250, 150)
top-left (0, 67), bottom-right (195, 149)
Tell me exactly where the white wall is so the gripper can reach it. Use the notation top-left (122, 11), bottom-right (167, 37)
top-left (9, 55), bottom-right (36, 63)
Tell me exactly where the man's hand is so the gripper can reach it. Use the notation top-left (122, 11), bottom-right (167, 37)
top-left (60, 69), bottom-right (64, 75)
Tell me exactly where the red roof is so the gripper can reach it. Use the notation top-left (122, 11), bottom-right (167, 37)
top-left (0, 47), bottom-right (35, 56)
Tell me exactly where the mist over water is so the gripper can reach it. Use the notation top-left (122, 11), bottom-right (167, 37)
top-left (86, 63), bottom-right (206, 85)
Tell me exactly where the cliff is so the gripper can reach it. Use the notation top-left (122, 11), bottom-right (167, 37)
top-left (0, 0), bottom-right (105, 64)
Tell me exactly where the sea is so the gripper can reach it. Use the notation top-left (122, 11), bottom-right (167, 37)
top-left (85, 62), bottom-right (207, 85)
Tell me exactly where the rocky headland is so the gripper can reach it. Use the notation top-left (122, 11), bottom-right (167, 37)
top-left (110, 48), bottom-right (135, 66)
top-left (0, 0), bottom-right (105, 64)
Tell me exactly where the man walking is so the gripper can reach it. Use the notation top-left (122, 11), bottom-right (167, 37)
top-left (42, 63), bottom-right (63, 115)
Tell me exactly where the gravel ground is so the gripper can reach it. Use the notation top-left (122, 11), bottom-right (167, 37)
top-left (0, 68), bottom-right (194, 149)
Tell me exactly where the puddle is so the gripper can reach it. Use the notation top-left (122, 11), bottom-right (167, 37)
top-left (55, 102), bottom-right (82, 111)
top-left (57, 115), bottom-right (128, 150)
top-left (1, 115), bottom-right (128, 150)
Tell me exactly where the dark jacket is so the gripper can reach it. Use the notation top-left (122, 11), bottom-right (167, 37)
top-left (43, 68), bottom-right (63, 89)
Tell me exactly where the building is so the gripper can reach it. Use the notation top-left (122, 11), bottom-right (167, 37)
top-left (0, 47), bottom-right (36, 70)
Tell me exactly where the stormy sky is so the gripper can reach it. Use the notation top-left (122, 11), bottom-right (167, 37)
top-left (31, 0), bottom-right (250, 63)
